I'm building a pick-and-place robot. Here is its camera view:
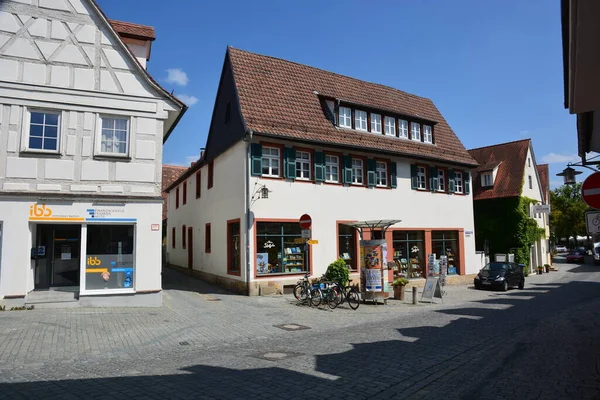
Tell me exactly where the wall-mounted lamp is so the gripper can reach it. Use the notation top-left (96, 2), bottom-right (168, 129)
top-left (250, 183), bottom-right (272, 207)
top-left (260, 185), bottom-right (271, 199)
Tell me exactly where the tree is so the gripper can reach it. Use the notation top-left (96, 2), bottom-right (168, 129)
top-left (549, 183), bottom-right (589, 245)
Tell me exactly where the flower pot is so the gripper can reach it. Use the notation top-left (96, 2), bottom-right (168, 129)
top-left (393, 285), bottom-right (405, 301)
top-left (537, 267), bottom-right (543, 275)
top-left (545, 265), bottom-right (550, 273)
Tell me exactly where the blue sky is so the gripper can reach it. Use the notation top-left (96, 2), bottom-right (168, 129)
top-left (97, 0), bottom-right (582, 188)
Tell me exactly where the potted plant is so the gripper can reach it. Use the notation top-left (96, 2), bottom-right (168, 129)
top-left (392, 277), bottom-right (409, 301)
top-left (544, 263), bottom-right (551, 273)
top-left (537, 265), bottom-right (544, 274)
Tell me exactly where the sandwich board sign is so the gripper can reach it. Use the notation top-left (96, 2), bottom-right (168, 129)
top-left (421, 277), bottom-right (444, 303)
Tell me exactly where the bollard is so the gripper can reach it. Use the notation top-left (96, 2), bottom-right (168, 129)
top-left (412, 286), bottom-right (418, 305)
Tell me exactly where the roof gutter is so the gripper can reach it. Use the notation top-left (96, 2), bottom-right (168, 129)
top-left (163, 104), bottom-right (189, 144)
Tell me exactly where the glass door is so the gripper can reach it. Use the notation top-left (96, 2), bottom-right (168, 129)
top-left (51, 225), bottom-right (81, 287)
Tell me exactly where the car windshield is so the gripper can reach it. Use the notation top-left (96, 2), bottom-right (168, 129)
top-left (482, 263), bottom-right (509, 271)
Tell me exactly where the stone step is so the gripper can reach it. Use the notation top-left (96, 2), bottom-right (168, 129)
top-left (26, 290), bottom-right (79, 304)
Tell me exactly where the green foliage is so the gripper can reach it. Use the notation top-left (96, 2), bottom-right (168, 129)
top-left (523, 266), bottom-right (530, 277)
top-left (325, 258), bottom-right (350, 285)
top-left (550, 183), bottom-right (589, 244)
top-left (392, 277), bottom-right (409, 286)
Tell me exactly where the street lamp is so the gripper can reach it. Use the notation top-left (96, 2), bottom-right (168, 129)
top-left (556, 166), bottom-right (582, 185)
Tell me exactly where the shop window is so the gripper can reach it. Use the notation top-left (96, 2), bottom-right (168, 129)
top-left (392, 231), bottom-right (425, 279)
top-left (195, 171), bottom-right (201, 198)
top-left (338, 223), bottom-right (357, 270)
top-left (228, 220), bottom-right (241, 275)
top-left (256, 222), bottom-right (305, 275)
top-left (182, 181), bottom-right (187, 205)
top-left (432, 231), bottom-right (459, 275)
top-left (172, 227), bottom-right (176, 248)
top-left (182, 225), bottom-right (186, 249)
top-left (86, 225), bottom-right (134, 290)
top-left (205, 223), bottom-right (211, 253)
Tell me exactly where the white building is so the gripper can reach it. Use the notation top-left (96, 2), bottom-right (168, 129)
top-left (0, 0), bottom-right (186, 307)
top-left (165, 47), bottom-right (480, 296)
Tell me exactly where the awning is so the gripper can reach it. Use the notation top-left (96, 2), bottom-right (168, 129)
top-left (341, 220), bottom-right (402, 239)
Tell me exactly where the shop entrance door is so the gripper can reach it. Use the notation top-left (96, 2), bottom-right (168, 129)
top-left (187, 227), bottom-right (193, 269)
top-left (35, 224), bottom-right (81, 289)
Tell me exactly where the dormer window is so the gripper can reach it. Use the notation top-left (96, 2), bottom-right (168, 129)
top-left (371, 113), bottom-right (381, 133)
top-left (339, 106), bottom-right (352, 128)
top-left (355, 110), bottom-right (367, 131)
top-left (423, 125), bottom-right (432, 143)
top-left (482, 173), bottom-right (493, 187)
top-left (398, 119), bottom-right (408, 139)
top-left (384, 117), bottom-right (396, 136)
top-left (411, 122), bottom-right (421, 141)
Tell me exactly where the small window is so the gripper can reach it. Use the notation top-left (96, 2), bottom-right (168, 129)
top-left (423, 125), bottom-right (432, 143)
top-left (325, 155), bottom-right (339, 183)
top-left (371, 113), bottom-right (381, 133)
top-left (205, 223), bottom-right (211, 253)
top-left (483, 173), bottom-right (493, 187)
top-left (438, 169), bottom-right (446, 192)
top-left (27, 110), bottom-right (60, 152)
top-left (528, 158), bottom-right (531, 167)
top-left (355, 110), bottom-right (367, 131)
top-left (398, 119), bottom-right (408, 139)
top-left (411, 122), bottom-right (421, 141)
top-left (99, 116), bottom-right (129, 156)
top-left (455, 172), bottom-right (463, 193)
top-left (352, 158), bottom-right (364, 185)
top-left (195, 171), bottom-right (201, 199)
top-left (528, 175), bottom-right (532, 189)
top-left (171, 227), bottom-right (176, 249)
top-left (182, 225), bottom-right (186, 249)
top-left (417, 166), bottom-right (427, 190)
top-left (224, 102), bottom-right (231, 124)
top-left (182, 181), bottom-right (187, 205)
top-left (376, 161), bottom-right (388, 187)
top-left (208, 162), bottom-right (214, 189)
top-left (175, 187), bottom-right (180, 209)
top-left (384, 116), bottom-right (396, 136)
top-left (339, 106), bottom-right (352, 128)
top-left (296, 151), bottom-right (311, 180)
top-left (262, 147), bottom-right (280, 177)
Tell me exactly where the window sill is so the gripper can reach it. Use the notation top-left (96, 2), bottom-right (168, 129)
top-left (256, 271), bottom-right (307, 278)
top-left (94, 154), bottom-right (131, 161)
top-left (80, 288), bottom-right (135, 296)
top-left (227, 270), bottom-right (241, 276)
top-left (21, 149), bottom-right (61, 156)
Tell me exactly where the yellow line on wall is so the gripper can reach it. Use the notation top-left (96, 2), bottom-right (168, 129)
top-left (86, 268), bottom-right (108, 273)
top-left (29, 217), bottom-right (85, 221)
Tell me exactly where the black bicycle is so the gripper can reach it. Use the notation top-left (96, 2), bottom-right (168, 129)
top-left (332, 280), bottom-right (360, 310)
top-left (293, 273), bottom-right (322, 307)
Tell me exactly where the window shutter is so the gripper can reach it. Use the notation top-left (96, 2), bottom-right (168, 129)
top-left (315, 151), bottom-right (325, 181)
top-left (410, 164), bottom-right (418, 190)
top-left (429, 166), bottom-right (438, 192)
top-left (284, 147), bottom-right (296, 180)
top-left (448, 169), bottom-right (456, 194)
top-left (367, 159), bottom-right (377, 187)
top-left (390, 161), bottom-right (397, 188)
top-left (464, 171), bottom-right (471, 195)
top-left (250, 143), bottom-right (262, 176)
top-left (342, 155), bottom-right (352, 184)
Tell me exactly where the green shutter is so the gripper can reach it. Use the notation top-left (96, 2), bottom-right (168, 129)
top-left (410, 164), bottom-right (418, 189)
top-left (342, 155), bottom-right (352, 184)
top-left (448, 169), bottom-right (456, 194)
top-left (315, 151), bottom-right (325, 181)
top-left (367, 159), bottom-right (376, 187)
top-left (284, 147), bottom-right (296, 180)
top-left (390, 161), bottom-right (397, 188)
top-left (250, 143), bottom-right (262, 176)
top-left (430, 166), bottom-right (438, 192)
top-left (464, 171), bottom-right (471, 195)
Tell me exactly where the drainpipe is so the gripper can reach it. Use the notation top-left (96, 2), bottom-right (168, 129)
top-left (245, 130), bottom-right (253, 296)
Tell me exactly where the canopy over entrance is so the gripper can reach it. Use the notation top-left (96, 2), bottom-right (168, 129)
top-left (342, 220), bottom-right (402, 240)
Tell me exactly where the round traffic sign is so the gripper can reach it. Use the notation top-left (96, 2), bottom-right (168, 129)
top-left (582, 172), bottom-right (600, 209)
top-left (299, 214), bottom-right (312, 229)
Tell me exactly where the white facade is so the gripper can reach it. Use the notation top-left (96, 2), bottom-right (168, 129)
top-left (167, 140), bottom-right (479, 296)
top-left (0, 0), bottom-right (184, 306)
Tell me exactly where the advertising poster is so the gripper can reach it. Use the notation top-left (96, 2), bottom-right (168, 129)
top-left (256, 253), bottom-right (269, 274)
top-left (365, 269), bottom-right (382, 291)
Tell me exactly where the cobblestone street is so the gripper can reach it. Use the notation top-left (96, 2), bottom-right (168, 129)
top-left (1, 259), bottom-right (599, 399)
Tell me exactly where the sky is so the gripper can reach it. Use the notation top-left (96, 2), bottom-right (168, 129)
top-left (96, 0), bottom-right (585, 189)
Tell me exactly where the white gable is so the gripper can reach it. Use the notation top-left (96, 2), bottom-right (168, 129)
top-left (0, 0), bottom-right (160, 98)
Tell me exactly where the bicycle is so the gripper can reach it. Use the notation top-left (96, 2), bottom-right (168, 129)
top-left (293, 273), bottom-right (322, 307)
top-left (331, 280), bottom-right (360, 310)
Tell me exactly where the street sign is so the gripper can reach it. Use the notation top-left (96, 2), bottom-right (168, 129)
top-left (301, 229), bottom-right (311, 239)
top-left (532, 204), bottom-right (551, 214)
top-left (294, 238), bottom-right (307, 244)
top-left (582, 172), bottom-right (600, 209)
top-left (585, 210), bottom-right (600, 234)
top-left (307, 239), bottom-right (318, 245)
top-left (299, 214), bottom-right (312, 229)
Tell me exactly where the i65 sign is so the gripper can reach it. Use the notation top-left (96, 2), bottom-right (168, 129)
top-left (585, 211), bottom-right (600, 234)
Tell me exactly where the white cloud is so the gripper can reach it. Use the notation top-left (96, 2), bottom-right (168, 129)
top-left (176, 94), bottom-right (198, 106)
top-left (541, 153), bottom-right (579, 164)
top-left (165, 68), bottom-right (189, 86)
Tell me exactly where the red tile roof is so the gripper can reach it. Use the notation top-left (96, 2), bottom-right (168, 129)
top-left (162, 165), bottom-right (188, 220)
top-left (228, 47), bottom-right (478, 167)
top-left (468, 139), bottom-right (531, 200)
top-left (108, 19), bottom-right (155, 41)
top-left (537, 164), bottom-right (550, 203)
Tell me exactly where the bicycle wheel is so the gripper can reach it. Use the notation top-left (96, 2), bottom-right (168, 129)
top-left (326, 289), bottom-right (340, 310)
top-left (331, 285), bottom-right (343, 306)
top-left (293, 284), bottom-right (308, 301)
top-left (310, 288), bottom-right (322, 307)
top-left (347, 289), bottom-right (360, 310)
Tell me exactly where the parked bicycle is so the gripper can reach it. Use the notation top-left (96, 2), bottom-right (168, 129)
top-left (293, 272), bottom-right (322, 307)
top-left (331, 280), bottom-right (360, 310)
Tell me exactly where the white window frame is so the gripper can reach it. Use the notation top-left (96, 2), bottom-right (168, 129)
top-left (438, 169), bottom-right (446, 192)
top-left (296, 151), bottom-right (311, 180)
top-left (376, 161), bottom-right (388, 187)
top-left (423, 125), bottom-right (433, 143)
top-left (411, 122), bottom-right (421, 141)
top-left (21, 108), bottom-right (64, 154)
top-left (455, 171), bottom-right (463, 193)
top-left (371, 113), bottom-right (381, 134)
top-left (262, 146), bottom-right (280, 177)
top-left (325, 155), bottom-right (339, 183)
top-left (384, 116), bottom-right (396, 137)
top-left (398, 119), bottom-right (408, 139)
top-left (352, 158), bottom-right (363, 185)
top-left (355, 110), bottom-right (367, 131)
top-left (339, 106), bottom-right (352, 128)
top-left (417, 166), bottom-right (427, 190)
top-left (482, 173), bottom-right (493, 187)
top-left (95, 115), bottom-right (131, 157)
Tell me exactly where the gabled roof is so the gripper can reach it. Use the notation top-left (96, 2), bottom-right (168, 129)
top-left (468, 139), bottom-right (531, 200)
top-left (109, 19), bottom-right (155, 41)
top-left (537, 164), bottom-right (550, 203)
top-left (162, 165), bottom-right (189, 220)
top-left (228, 47), bottom-right (478, 167)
